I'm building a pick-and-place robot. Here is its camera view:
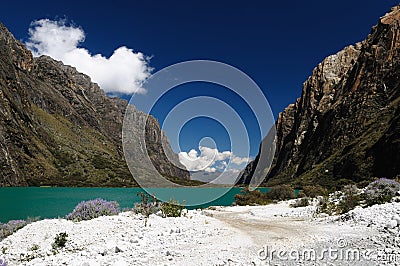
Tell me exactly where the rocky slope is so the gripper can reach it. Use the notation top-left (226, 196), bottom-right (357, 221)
top-left (2, 201), bottom-right (399, 265)
top-left (0, 22), bottom-right (189, 187)
top-left (240, 5), bottom-right (400, 188)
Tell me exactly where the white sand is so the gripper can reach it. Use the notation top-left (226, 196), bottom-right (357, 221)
top-left (1, 201), bottom-right (399, 265)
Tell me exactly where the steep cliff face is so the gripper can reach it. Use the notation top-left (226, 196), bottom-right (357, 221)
top-left (0, 22), bottom-right (189, 187)
top-left (240, 5), bottom-right (400, 188)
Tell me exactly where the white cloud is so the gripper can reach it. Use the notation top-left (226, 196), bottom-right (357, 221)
top-left (216, 161), bottom-right (228, 170)
top-left (231, 156), bottom-right (250, 165)
top-left (26, 19), bottom-right (151, 95)
top-left (205, 167), bottom-right (217, 173)
top-left (178, 146), bottom-right (251, 172)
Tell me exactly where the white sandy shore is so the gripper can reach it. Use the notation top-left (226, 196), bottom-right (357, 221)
top-left (1, 200), bottom-right (400, 266)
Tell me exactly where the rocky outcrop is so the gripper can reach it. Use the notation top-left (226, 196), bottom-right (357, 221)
top-left (240, 5), bottom-right (400, 188)
top-left (0, 22), bottom-right (189, 187)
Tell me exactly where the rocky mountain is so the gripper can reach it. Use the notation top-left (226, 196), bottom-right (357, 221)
top-left (190, 171), bottom-right (222, 183)
top-left (239, 5), bottom-right (400, 188)
top-left (0, 22), bottom-right (189, 187)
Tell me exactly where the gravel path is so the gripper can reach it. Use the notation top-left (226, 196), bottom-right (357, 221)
top-left (207, 202), bottom-right (384, 265)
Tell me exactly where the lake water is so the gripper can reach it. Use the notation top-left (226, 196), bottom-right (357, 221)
top-left (0, 187), bottom-right (272, 223)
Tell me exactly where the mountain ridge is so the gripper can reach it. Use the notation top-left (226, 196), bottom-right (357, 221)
top-left (0, 21), bottom-right (190, 187)
top-left (239, 5), bottom-right (400, 188)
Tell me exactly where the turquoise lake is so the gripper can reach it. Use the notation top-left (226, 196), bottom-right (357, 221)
top-left (0, 187), bottom-right (272, 223)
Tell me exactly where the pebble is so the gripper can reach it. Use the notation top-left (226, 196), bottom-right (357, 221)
top-left (113, 259), bottom-right (128, 266)
top-left (386, 220), bottom-right (398, 229)
top-left (392, 215), bottom-right (400, 224)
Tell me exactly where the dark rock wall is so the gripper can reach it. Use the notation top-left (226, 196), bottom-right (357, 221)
top-left (240, 5), bottom-right (400, 187)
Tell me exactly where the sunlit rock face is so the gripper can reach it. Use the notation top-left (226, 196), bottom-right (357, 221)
top-left (239, 5), bottom-right (400, 187)
top-left (0, 22), bottom-right (189, 187)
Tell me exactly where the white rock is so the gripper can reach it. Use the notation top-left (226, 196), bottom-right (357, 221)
top-left (81, 259), bottom-right (98, 266)
top-left (386, 220), bottom-right (398, 229)
top-left (105, 240), bottom-right (117, 250)
top-left (181, 209), bottom-right (188, 217)
top-left (392, 215), bottom-right (400, 224)
top-left (139, 257), bottom-right (149, 263)
top-left (113, 259), bottom-right (129, 266)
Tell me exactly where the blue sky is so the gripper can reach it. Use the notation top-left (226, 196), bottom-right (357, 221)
top-left (0, 0), bottom-right (398, 173)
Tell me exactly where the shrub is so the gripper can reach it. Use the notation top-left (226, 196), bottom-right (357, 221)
top-left (290, 197), bottom-right (310, 208)
top-left (364, 178), bottom-right (400, 206)
top-left (335, 179), bottom-right (356, 191)
top-left (302, 185), bottom-right (328, 198)
top-left (160, 197), bottom-right (185, 218)
top-left (356, 180), bottom-right (371, 189)
top-left (52, 232), bottom-right (68, 249)
top-left (337, 185), bottom-right (361, 214)
top-left (66, 198), bottom-right (120, 222)
top-left (296, 191), bottom-right (307, 198)
top-left (30, 244), bottom-right (40, 251)
top-left (133, 192), bottom-right (160, 218)
top-left (0, 218), bottom-right (38, 241)
top-left (316, 196), bottom-right (336, 215)
top-left (0, 220), bottom-right (27, 240)
top-left (234, 187), bottom-right (271, 206)
top-left (266, 185), bottom-right (294, 201)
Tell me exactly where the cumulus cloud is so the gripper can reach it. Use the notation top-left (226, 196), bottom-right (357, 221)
top-left (178, 146), bottom-right (251, 172)
top-left (231, 156), bottom-right (250, 165)
top-left (26, 19), bottom-right (151, 95)
top-left (205, 167), bottom-right (217, 173)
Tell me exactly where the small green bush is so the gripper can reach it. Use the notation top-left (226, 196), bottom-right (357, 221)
top-left (337, 185), bottom-right (361, 214)
top-left (290, 197), bottom-right (310, 208)
top-left (335, 179), bottom-right (356, 191)
top-left (356, 180), bottom-right (371, 189)
top-left (30, 244), bottom-right (40, 251)
top-left (160, 198), bottom-right (184, 217)
top-left (52, 232), bottom-right (68, 249)
top-left (234, 188), bottom-right (271, 206)
top-left (302, 185), bottom-right (328, 198)
top-left (316, 185), bottom-right (361, 215)
top-left (296, 191), bottom-right (307, 198)
top-left (133, 192), bottom-right (160, 218)
top-left (266, 185), bottom-right (295, 201)
top-left (316, 196), bottom-right (336, 215)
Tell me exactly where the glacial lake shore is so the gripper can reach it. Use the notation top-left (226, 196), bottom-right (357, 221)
top-left (1, 199), bottom-right (399, 265)
top-left (0, 187), bottom-right (276, 222)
